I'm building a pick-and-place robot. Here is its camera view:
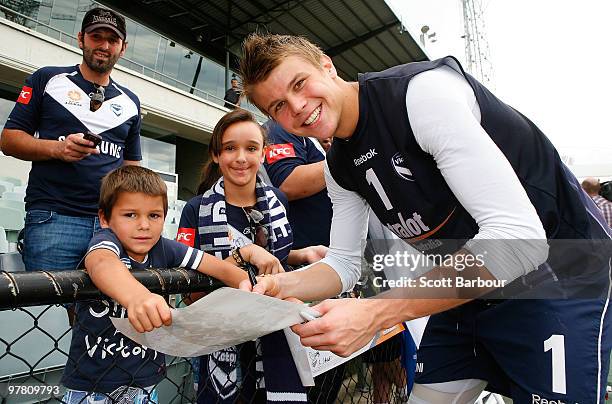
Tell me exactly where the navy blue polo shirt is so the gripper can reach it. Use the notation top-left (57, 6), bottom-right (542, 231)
top-left (4, 65), bottom-right (142, 216)
top-left (263, 122), bottom-right (332, 249)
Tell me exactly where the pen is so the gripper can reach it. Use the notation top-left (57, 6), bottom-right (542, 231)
top-left (245, 263), bottom-right (258, 286)
top-left (300, 308), bottom-right (322, 322)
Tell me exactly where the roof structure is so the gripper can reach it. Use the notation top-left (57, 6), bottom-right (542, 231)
top-left (98, 0), bottom-right (427, 80)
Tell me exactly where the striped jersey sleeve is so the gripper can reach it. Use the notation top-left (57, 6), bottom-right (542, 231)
top-left (161, 237), bottom-right (204, 270)
top-left (87, 228), bottom-right (122, 257)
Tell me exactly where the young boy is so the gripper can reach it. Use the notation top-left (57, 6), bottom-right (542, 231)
top-left (239, 33), bottom-right (611, 403)
top-left (61, 165), bottom-right (248, 403)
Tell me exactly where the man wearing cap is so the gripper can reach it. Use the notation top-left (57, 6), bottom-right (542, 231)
top-left (0, 7), bottom-right (142, 274)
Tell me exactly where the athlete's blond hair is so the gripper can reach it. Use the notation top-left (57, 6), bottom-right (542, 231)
top-left (240, 33), bottom-right (324, 111)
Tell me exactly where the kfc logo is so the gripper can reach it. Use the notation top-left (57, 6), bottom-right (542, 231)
top-left (265, 143), bottom-right (296, 164)
top-left (17, 86), bottom-right (32, 105)
top-left (177, 228), bottom-right (195, 247)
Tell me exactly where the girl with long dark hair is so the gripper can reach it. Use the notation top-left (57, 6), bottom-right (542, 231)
top-left (178, 109), bottom-right (326, 403)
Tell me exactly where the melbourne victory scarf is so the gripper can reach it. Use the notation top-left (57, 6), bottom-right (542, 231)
top-left (197, 176), bottom-right (306, 403)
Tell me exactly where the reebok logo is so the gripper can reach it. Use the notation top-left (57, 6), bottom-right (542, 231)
top-left (531, 394), bottom-right (565, 404)
top-left (354, 148), bottom-right (377, 166)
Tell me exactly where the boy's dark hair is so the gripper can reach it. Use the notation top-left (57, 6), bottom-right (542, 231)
top-left (99, 165), bottom-right (168, 219)
top-left (197, 109), bottom-right (267, 194)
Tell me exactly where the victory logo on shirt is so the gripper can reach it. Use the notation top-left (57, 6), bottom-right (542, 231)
top-left (391, 152), bottom-right (414, 181)
top-left (17, 86), bottom-right (32, 104)
top-left (111, 103), bottom-right (123, 116)
top-left (265, 143), bottom-right (296, 164)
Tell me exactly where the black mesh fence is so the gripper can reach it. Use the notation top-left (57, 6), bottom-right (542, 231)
top-left (0, 269), bottom-right (412, 403)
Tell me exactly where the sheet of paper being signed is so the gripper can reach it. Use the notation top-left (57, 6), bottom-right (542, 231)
top-left (111, 287), bottom-right (319, 358)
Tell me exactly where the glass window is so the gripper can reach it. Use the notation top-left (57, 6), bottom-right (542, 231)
top-left (0, 0), bottom-right (42, 30)
top-left (176, 51), bottom-right (199, 87)
top-left (130, 25), bottom-right (160, 71)
top-left (161, 42), bottom-right (182, 80)
top-left (155, 38), bottom-right (168, 73)
top-left (35, 1), bottom-right (52, 32)
top-left (125, 17), bottom-right (139, 42)
top-left (196, 58), bottom-right (225, 99)
top-left (49, 0), bottom-right (78, 35)
top-left (140, 136), bottom-right (176, 174)
top-left (75, 1), bottom-right (93, 36)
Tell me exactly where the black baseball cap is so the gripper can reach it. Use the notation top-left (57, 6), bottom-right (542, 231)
top-left (81, 7), bottom-right (127, 41)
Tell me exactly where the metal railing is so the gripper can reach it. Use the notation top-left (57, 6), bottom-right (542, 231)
top-left (0, 268), bottom-right (412, 403)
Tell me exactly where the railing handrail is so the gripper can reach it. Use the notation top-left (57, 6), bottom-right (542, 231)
top-left (0, 268), bottom-right (223, 309)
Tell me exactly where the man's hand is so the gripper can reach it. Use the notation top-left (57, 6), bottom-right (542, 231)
top-left (287, 245), bottom-right (327, 266)
top-left (125, 291), bottom-right (172, 333)
top-left (240, 263), bottom-right (343, 303)
top-left (240, 272), bottom-right (284, 298)
top-left (240, 244), bottom-right (284, 275)
top-left (301, 245), bottom-right (328, 263)
top-left (54, 133), bottom-right (100, 162)
top-left (291, 299), bottom-right (381, 357)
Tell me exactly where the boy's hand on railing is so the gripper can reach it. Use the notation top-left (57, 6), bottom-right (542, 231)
top-left (126, 291), bottom-right (172, 333)
top-left (240, 244), bottom-right (284, 275)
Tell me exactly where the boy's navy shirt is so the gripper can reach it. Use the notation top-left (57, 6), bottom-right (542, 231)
top-left (61, 228), bottom-right (203, 393)
top-left (4, 65), bottom-right (142, 216)
top-left (263, 122), bottom-right (332, 249)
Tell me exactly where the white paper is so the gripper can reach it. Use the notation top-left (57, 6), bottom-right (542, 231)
top-left (405, 316), bottom-right (429, 347)
top-left (286, 318), bottom-right (429, 384)
top-left (285, 328), bottom-right (372, 380)
top-left (111, 287), bottom-right (319, 358)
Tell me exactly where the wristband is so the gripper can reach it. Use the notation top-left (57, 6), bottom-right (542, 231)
top-left (231, 247), bottom-right (246, 267)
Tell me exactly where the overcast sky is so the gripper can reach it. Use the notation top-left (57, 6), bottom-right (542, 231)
top-left (386, 0), bottom-right (612, 165)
